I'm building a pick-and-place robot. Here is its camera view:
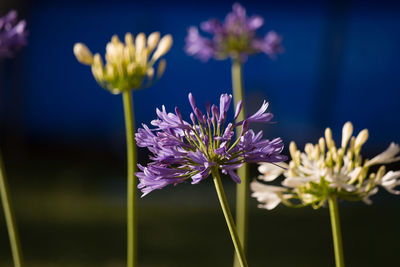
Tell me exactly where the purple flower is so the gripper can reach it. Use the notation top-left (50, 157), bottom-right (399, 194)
top-left (136, 93), bottom-right (287, 196)
top-left (0, 10), bottom-right (27, 58)
top-left (185, 3), bottom-right (283, 63)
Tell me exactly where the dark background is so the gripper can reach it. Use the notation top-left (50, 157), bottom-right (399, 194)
top-left (0, 0), bottom-right (400, 266)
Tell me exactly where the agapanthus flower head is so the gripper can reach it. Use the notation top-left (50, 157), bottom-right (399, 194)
top-left (251, 122), bottom-right (400, 210)
top-left (73, 32), bottom-right (172, 94)
top-left (185, 3), bottom-right (283, 63)
top-left (136, 93), bottom-right (286, 196)
top-left (0, 10), bottom-right (27, 58)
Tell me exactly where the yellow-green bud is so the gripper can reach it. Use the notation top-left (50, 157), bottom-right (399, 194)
top-left (157, 59), bottom-right (167, 79)
top-left (325, 127), bottom-right (334, 149)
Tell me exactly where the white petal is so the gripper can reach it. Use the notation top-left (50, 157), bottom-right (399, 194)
top-left (380, 171), bottom-right (400, 194)
top-left (282, 177), bottom-right (312, 188)
top-left (367, 143), bottom-right (400, 166)
top-left (257, 162), bottom-right (287, 182)
top-left (250, 181), bottom-right (285, 210)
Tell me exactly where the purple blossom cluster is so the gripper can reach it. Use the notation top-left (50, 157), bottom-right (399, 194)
top-left (185, 3), bottom-right (283, 62)
top-left (0, 10), bottom-right (27, 58)
top-left (135, 93), bottom-right (286, 196)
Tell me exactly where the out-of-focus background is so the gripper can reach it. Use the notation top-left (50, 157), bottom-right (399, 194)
top-left (1, 0), bottom-right (400, 266)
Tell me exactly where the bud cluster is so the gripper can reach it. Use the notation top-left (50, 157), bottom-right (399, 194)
top-left (74, 32), bottom-right (172, 94)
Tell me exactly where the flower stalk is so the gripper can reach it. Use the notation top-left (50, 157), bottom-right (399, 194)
top-left (211, 167), bottom-right (248, 267)
top-left (123, 91), bottom-right (138, 267)
top-left (231, 59), bottom-right (249, 267)
top-left (328, 195), bottom-right (345, 267)
top-left (0, 151), bottom-right (23, 267)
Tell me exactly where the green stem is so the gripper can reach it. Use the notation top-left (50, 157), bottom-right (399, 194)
top-left (123, 91), bottom-right (137, 267)
top-left (0, 150), bottom-right (23, 267)
top-left (328, 196), bottom-right (345, 267)
top-left (211, 167), bottom-right (248, 267)
top-left (231, 59), bottom-right (249, 267)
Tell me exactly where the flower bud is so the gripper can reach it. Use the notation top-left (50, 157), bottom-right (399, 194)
top-left (289, 141), bottom-right (297, 161)
top-left (341, 121), bottom-right (353, 149)
top-left (135, 33), bottom-right (146, 58)
top-left (125, 33), bottom-right (134, 45)
top-left (147, 31), bottom-right (160, 52)
top-left (325, 127), bottom-right (334, 149)
top-left (152, 34), bottom-right (173, 61)
top-left (156, 59), bottom-right (166, 79)
top-left (146, 67), bottom-right (154, 80)
top-left (319, 137), bottom-right (325, 155)
top-left (73, 43), bottom-right (93, 65)
top-left (355, 129), bottom-right (369, 149)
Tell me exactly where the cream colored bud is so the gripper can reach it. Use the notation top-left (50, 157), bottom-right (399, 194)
top-left (135, 33), bottom-right (146, 54)
top-left (295, 151), bottom-right (301, 166)
top-left (147, 32), bottom-right (160, 52)
top-left (341, 121), bottom-right (353, 148)
top-left (125, 33), bottom-right (134, 45)
top-left (146, 67), bottom-right (154, 80)
top-left (111, 35), bottom-right (121, 45)
top-left (156, 59), bottom-right (166, 79)
top-left (73, 43), bottom-right (93, 65)
top-left (305, 143), bottom-right (313, 158)
top-left (93, 53), bottom-right (103, 67)
top-left (105, 64), bottom-right (115, 80)
top-left (325, 127), bottom-right (334, 149)
top-left (313, 145), bottom-right (320, 160)
top-left (355, 129), bottom-right (369, 148)
top-left (319, 137), bottom-right (325, 155)
top-left (289, 141), bottom-right (297, 160)
top-left (152, 34), bottom-right (173, 61)
top-left (127, 62), bottom-right (137, 76)
top-left (91, 54), bottom-right (104, 81)
top-left (106, 41), bottom-right (124, 64)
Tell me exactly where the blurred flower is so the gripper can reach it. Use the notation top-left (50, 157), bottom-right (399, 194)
top-left (0, 10), bottom-right (27, 58)
top-left (136, 93), bottom-right (286, 196)
top-left (251, 122), bottom-right (400, 210)
top-left (185, 3), bottom-right (283, 62)
top-left (73, 32), bottom-right (172, 94)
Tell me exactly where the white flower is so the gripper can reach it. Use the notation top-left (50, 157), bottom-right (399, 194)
top-left (366, 143), bottom-right (400, 167)
top-left (251, 122), bottom-right (400, 210)
top-left (379, 171), bottom-right (400, 194)
top-left (257, 162), bottom-right (287, 182)
top-left (250, 181), bottom-right (287, 210)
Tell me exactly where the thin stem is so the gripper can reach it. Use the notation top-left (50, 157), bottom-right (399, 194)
top-left (211, 167), bottom-right (248, 267)
top-left (231, 59), bottom-right (249, 267)
top-left (123, 91), bottom-right (137, 267)
top-left (328, 196), bottom-right (345, 267)
top-left (0, 150), bottom-right (23, 267)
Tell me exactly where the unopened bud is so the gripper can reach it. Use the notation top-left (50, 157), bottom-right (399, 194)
top-left (152, 34), bottom-right (173, 61)
top-left (156, 59), bottom-right (166, 79)
top-left (325, 127), bottom-right (334, 149)
top-left (146, 67), bottom-right (154, 80)
top-left (289, 141), bottom-right (297, 161)
top-left (355, 129), bottom-right (369, 148)
top-left (319, 137), bottom-right (325, 155)
top-left (342, 121), bottom-right (353, 148)
top-left (73, 43), bottom-right (93, 65)
top-left (147, 31), bottom-right (160, 52)
top-left (135, 33), bottom-right (146, 56)
top-left (125, 33), bottom-right (134, 45)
